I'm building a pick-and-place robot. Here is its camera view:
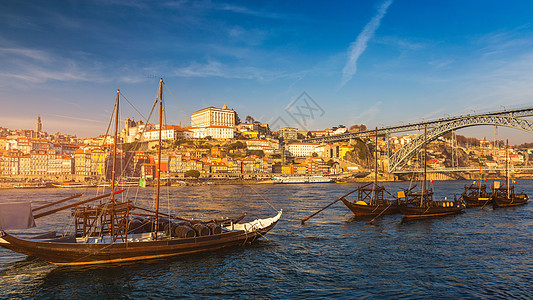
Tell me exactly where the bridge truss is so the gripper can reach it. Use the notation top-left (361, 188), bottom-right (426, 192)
top-left (302, 107), bottom-right (533, 173)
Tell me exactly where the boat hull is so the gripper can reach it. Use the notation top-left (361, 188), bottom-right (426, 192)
top-left (0, 213), bottom-right (280, 266)
top-left (341, 198), bottom-right (399, 217)
top-left (492, 195), bottom-right (528, 208)
top-left (462, 195), bottom-right (492, 207)
top-left (399, 204), bottom-right (464, 219)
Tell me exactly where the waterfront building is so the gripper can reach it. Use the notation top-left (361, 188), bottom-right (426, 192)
top-left (90, 148), bottom-right (106, 176)
top-left (30, 150), bottom-right (48, 175)
top-left (19, 154), bottom-right (31, 175)
top-left (1, 150), bottom-right (22, 175)
top-left (306, 157), bottom-right (328, 174)
top-left (74, 149), bottom-right (92, 176)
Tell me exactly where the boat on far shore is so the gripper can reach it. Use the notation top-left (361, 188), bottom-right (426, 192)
top-left (273, 175), bottom-right (333, 184)
top-left (52, 182), bottom-right (96, 188)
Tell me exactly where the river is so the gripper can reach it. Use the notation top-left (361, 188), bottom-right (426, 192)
top-left (1, 180), bottom-right (532, 299)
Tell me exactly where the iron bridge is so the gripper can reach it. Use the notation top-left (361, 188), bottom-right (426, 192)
top-left (303, 107), bottom-right (533, 173)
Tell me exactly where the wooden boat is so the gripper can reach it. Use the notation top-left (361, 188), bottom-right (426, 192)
top-left (398, 125), bottom-right (465, 219)
top-left (0, 79), bottom-right (281, 266)
top-left (399, 189), bottom-right (464, 219)
top-left (341, 129), bottom-right (399, 217)
top-left (460, 139), bottom-right (492, 207)
top-left (340, 183), bottom-right (399, 217)
top-left (491, 140), bottom-right (528, 208)
top-left (460, 184), bottom-right (492, 207)
top-left (52, 182), bottom-right (96, 188)
top-left (491, 185), bottom-right (528, 208)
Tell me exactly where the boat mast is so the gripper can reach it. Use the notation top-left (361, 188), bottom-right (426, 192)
top-left (422, 124), bottom-right (427, 206)
top-left (154, 78), bottom-right (163, 239)
top-left (506, 139), bottom-right (509, 199)
top-left (478, 137), bottom-right (485, 196)
top-left (373, 127), bottom-right (378, 204)
top-left (111, 89), bottom-right (119, 240)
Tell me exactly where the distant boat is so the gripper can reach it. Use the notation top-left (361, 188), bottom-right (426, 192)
top-left (52, 182), bottom-right (96, 188)
top-left (460, 139), bottom-right (492, 208)
top-left (491, 183), bottom-right (528, 208)
top-left (274, 175), bottom-right (333, 184)
top-left (460, 184), bottom-right (492, 207)
top-left (14, 183), bottom-right (48, 189)
top-left (398, 125), bottom-right (465, 219)
top-left (491, 140), bottom-right (528, 208)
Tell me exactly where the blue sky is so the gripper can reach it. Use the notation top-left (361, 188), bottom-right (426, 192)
top-left (1, 1), bottom-right (533, 143)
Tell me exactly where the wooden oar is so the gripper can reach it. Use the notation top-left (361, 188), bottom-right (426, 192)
top-left (481, 194), bottom-right (493, 209)
top-left (301, 182), bottom-right (372, 225)
top-left (32, 193), bottom-right (83, 212)
top-left (366, 201), bottom-right (394, 225)
top-left (34, 189), bottom-right (126, 219)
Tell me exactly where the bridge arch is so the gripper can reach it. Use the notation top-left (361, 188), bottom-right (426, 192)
top-left (388, 116), bottom-right (533, 172)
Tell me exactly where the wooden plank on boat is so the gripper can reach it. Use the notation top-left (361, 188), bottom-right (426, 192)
top-left (33, 189), bottom-right (126, 219)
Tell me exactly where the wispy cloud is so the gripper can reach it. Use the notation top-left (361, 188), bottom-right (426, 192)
top-left (172, 60), bottom-right (287, 82)
top-left (340, 0), bottom-right (393, 87)
top-left (0, 45), bottom-right (106, 86)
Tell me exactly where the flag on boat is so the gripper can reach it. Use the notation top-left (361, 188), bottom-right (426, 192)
top-left (513, 180), bottom-right (518, 184)
top-left (473, 181), bottom-right (476, 184)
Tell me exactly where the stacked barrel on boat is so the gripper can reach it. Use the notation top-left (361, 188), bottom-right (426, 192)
top-left (127, 217), bottom-right (222, 238)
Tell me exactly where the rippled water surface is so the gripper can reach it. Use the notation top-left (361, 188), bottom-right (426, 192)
top-left (1, 180), bottom-right (532, 299)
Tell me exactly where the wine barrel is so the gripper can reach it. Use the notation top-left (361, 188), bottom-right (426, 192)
top-left (128, 219), bottom-right (144, 234)
top-left (192, 223), bottom-right (210, 236)
top-left (206, 223), bottom-right (222, 235)
top-left (174, 225), bottom-right (196, 238)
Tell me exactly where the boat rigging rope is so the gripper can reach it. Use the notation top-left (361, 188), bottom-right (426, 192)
top-left (163, 81), bottom-right (190, 119)
top-left (244, 183), bottom-right (280, 213)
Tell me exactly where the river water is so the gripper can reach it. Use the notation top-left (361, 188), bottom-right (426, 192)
top-left (1, 180), bottom-right (532, 299)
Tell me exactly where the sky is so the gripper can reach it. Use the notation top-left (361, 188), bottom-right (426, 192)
top-left (1, 0), bottom-right (533, 144)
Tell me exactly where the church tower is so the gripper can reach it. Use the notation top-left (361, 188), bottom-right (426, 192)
top-left (36, 115), bottom-right (42, 133)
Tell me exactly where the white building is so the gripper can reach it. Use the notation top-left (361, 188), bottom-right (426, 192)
top-left (191, 105), bottom-right (236, 128)
top-left (286, 142), bottom-right (320, 157)
top-left (189, 126), bottom-right (234, 139)
top-left (142, 126), bottom-right (193, 142)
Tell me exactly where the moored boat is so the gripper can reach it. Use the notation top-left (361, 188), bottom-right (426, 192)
top-left (341, 128), bottom-right (398, 218)
top-left (398, 125), bottom-right (465, 219)
top-left (491, 184), bottom-right (528, 208)
top-left (0, 79), bottom-right (281, 266)
top-left (460, 184), bottom-right (492, 207)
top-left (340, 184), bottom-right (399, 217)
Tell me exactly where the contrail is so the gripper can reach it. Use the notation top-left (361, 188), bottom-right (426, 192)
top-left (340, 0), bottom-right (393, 87)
